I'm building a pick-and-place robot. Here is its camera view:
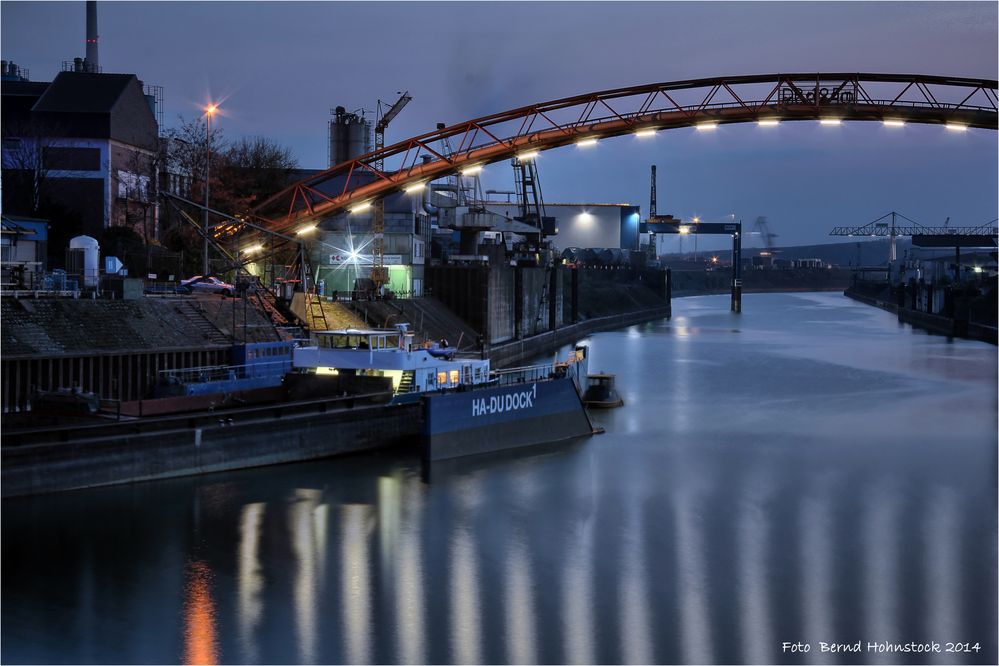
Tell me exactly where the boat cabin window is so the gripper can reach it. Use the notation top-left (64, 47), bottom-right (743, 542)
top-left (449, 369), bottom-right (460, 385)
top-left (437, 371), bottom-right (447, 386)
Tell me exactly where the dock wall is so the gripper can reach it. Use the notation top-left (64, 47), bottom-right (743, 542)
top-left (489, 305), bottom-right (671, 368)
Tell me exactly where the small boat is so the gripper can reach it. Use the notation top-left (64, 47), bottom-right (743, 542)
top-left (582, 373), bottom-right (624, 408)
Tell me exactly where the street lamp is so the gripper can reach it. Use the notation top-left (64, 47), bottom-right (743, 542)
top-left (202, 103), bottom-right (218, 275)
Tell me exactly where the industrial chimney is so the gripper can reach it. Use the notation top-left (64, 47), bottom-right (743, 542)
top-left (84, 1), bottom-right (98, 73)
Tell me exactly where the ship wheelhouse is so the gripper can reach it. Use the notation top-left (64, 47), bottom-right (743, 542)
top-left (292, 325), bottom-right (492, 395)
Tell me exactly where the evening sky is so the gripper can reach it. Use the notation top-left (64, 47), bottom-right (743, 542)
top-left (2, 0), bottom-right (996, 248)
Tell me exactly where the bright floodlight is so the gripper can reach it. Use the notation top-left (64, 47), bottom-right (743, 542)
top-left (296, 224), bottom-right (317, 235)
top-left (403, 182), bottom-right (426, 194)
top-left (757, 119), bottom-right (780, 127)
top-left (946, 123), bottom-right (968, 132)
top-left (576, 138), bottom-right (598, 147)
top-left (696, 122), bottom-right (718, 131)
top-left (692, 216), bottom-right (700, 223)
top-left (819, 119), bottom-right (841, 126)
top-left (517, 151), bottom-right (539, 160)
top-left (883, 119), bottom-right (905, 127)
top-left (205, 104), bottom-right (218, 115)
top-left (634, 129), bottom-right (656, 138)
top-left (460, 164), bottom-right (483, 175)
top-left (349, 202), bottom-right (371, 213)
top-left (679, 226), bottom-right (691, 235)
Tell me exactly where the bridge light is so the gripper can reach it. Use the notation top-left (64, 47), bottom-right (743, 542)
top-left (882, 119), bottom-right (905, 127)
top-left (403, 182), bottom-right (426, 194)
top-left (349, 202), bottom-right (371, 214)
top-left (460, 164), bottom-right (483, 175)
top-left (946, 123), bottom-right (968, 132)
top-left (696, 122), bottom-right (718, 131)
top-left (634, 129), bottom-right (656, 138)
top-left (757, 119), bottom-right (780, 127)
top-left (517, 150), bottom-right (539, 160)
top-left (819, 119), bottom-right (842, 126)
top-left (296, 224), bottom-right (317, 235)
top-left (576, 138), bottom-right (598, 147)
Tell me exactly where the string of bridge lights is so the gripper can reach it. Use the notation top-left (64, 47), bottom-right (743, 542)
top-left (334, 116), bottom-right (972, 217)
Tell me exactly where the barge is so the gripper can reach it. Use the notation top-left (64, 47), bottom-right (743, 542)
top-left (292, 324), bottom-right (596, 461)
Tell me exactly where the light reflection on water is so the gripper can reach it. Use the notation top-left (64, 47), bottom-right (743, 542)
top-left (183, 560), bottom-right (219, 666)
top-left (2, 293), bottom-right (996, 664)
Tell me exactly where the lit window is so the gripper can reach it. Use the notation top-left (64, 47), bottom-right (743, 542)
top-left (449, 370), bottom-right (460, 385)
top-left (437, 371), bottom-right (447, 385)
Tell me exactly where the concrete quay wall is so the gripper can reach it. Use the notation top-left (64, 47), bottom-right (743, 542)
top-left (488, 305), bottom-right (671, 368)
top-left (2, 399), bottom-right (421, 498)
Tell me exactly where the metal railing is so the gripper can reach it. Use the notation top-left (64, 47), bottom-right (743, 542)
top-left (159, 360), bottom-right (290, 385)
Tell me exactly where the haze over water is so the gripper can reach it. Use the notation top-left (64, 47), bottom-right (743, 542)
top-left (2, 292), bottom-right (996, 664)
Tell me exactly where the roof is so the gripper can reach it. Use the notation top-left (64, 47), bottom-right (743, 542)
top-left (33, 72), bottom-right (137, 114)
top-left (1, 215), bottom-right (48, 240)
top-left (0, 80), bottom-right (49, 98)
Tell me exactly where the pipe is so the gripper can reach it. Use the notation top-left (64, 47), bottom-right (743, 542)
top-left (420, 156), bottom-right (438, 216)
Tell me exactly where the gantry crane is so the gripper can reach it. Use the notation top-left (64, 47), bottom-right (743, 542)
top-left (370, 92), bottom-right (412, 290)
top-left (645, 165), bottom-right (679, 259)
top-left (750, 216), bottom-right (779, 262)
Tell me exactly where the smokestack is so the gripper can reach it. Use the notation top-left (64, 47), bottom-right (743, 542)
top-left (85, 1), bottom-right (98, 73)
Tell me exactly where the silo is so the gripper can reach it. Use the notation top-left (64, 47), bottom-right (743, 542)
top-left (69, 235), bottom-right (100, 287)
top-left (328, 106), bottom-right (372, 167)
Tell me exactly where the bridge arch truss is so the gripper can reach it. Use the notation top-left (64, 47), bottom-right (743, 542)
top-left (254, 73), bottom-right (998, 232)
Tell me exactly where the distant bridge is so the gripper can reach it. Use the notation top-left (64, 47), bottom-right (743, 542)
top-left (254, 73), bottom-right (998, 233)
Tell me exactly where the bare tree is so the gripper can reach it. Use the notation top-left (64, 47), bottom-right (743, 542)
top-left (1, 120), bottom-right (69, 215)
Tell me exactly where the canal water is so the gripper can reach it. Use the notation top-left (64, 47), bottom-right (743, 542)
top-left (3, 293), bottom-right (996, 665)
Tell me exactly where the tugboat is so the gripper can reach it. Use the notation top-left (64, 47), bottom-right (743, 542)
top-left (582, 373), bottom-right (624, 408)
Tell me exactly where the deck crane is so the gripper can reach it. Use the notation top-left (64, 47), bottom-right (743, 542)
top-left (370, 91), bottom-right (412, 290)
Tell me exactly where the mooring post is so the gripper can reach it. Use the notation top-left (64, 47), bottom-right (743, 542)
top-left (665, 267), bottom-right (672, 319)
top-left (731, 222), bottom-right (742, 313)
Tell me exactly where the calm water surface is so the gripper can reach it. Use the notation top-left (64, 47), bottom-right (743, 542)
top-left (3, 293), bottom-right (996, 664)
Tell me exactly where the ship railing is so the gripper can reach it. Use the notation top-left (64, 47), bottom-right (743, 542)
top-left (159, 360), bottom-right (291, 385)
top-left (490, 363), bottom-right (563, 386)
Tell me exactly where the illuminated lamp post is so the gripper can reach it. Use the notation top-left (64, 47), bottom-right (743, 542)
top-left (202, 103), bottom-right (218, 276)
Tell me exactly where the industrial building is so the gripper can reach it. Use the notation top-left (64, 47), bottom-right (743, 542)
top-left (1, 2), bottom-right (161, 248)
top-left (482, 202), bottom-right (642, 252)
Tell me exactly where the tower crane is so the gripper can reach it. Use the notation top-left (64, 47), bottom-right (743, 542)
top-left (370, 91), bottom-right (412, 290)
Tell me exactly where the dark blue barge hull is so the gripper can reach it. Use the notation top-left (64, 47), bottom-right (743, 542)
top-left (422, 377), bottom-right (594, 461)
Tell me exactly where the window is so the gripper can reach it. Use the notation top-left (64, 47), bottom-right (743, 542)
top-left (449, 370), bottom-right (460, 385)
top-left (43, 146), bottom-right (101, 171)
top-left (437, 371), bottom-right (447, 385)
top-left (117, 170), bottom-right (150, 201)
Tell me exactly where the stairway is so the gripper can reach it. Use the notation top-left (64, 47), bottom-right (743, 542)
top-left (177, 301), bottom-right (230, 345)
top-left (397, 370), bottom-right (415, 394)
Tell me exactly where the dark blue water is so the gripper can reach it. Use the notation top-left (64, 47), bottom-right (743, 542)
top-left (3, 293), bottom-right (996, 664)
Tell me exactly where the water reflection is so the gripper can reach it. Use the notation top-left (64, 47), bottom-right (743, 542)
top-left (394, 475), bottom-right (426, 664)
top-left (449, 475), bottom-right (483, 665)
top-left (182, 559), bottom-right (218, 665)
top-left (340, 503), bottom-right (374, 665)
top-left (237, 503), bottom-right (265, 663)
top-left (2, 294), bottom-right (995, 665)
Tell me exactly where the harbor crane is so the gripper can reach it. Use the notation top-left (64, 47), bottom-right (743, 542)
top-left (371, 91), bottom-right (412, 289)
top-left (646, 165), bottom-right (680, 259)
top-left (750, 216), bottom-right (779, 261)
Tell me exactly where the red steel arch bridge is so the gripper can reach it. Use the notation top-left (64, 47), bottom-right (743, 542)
top-left (252, 72), bottom-right (998, 232)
